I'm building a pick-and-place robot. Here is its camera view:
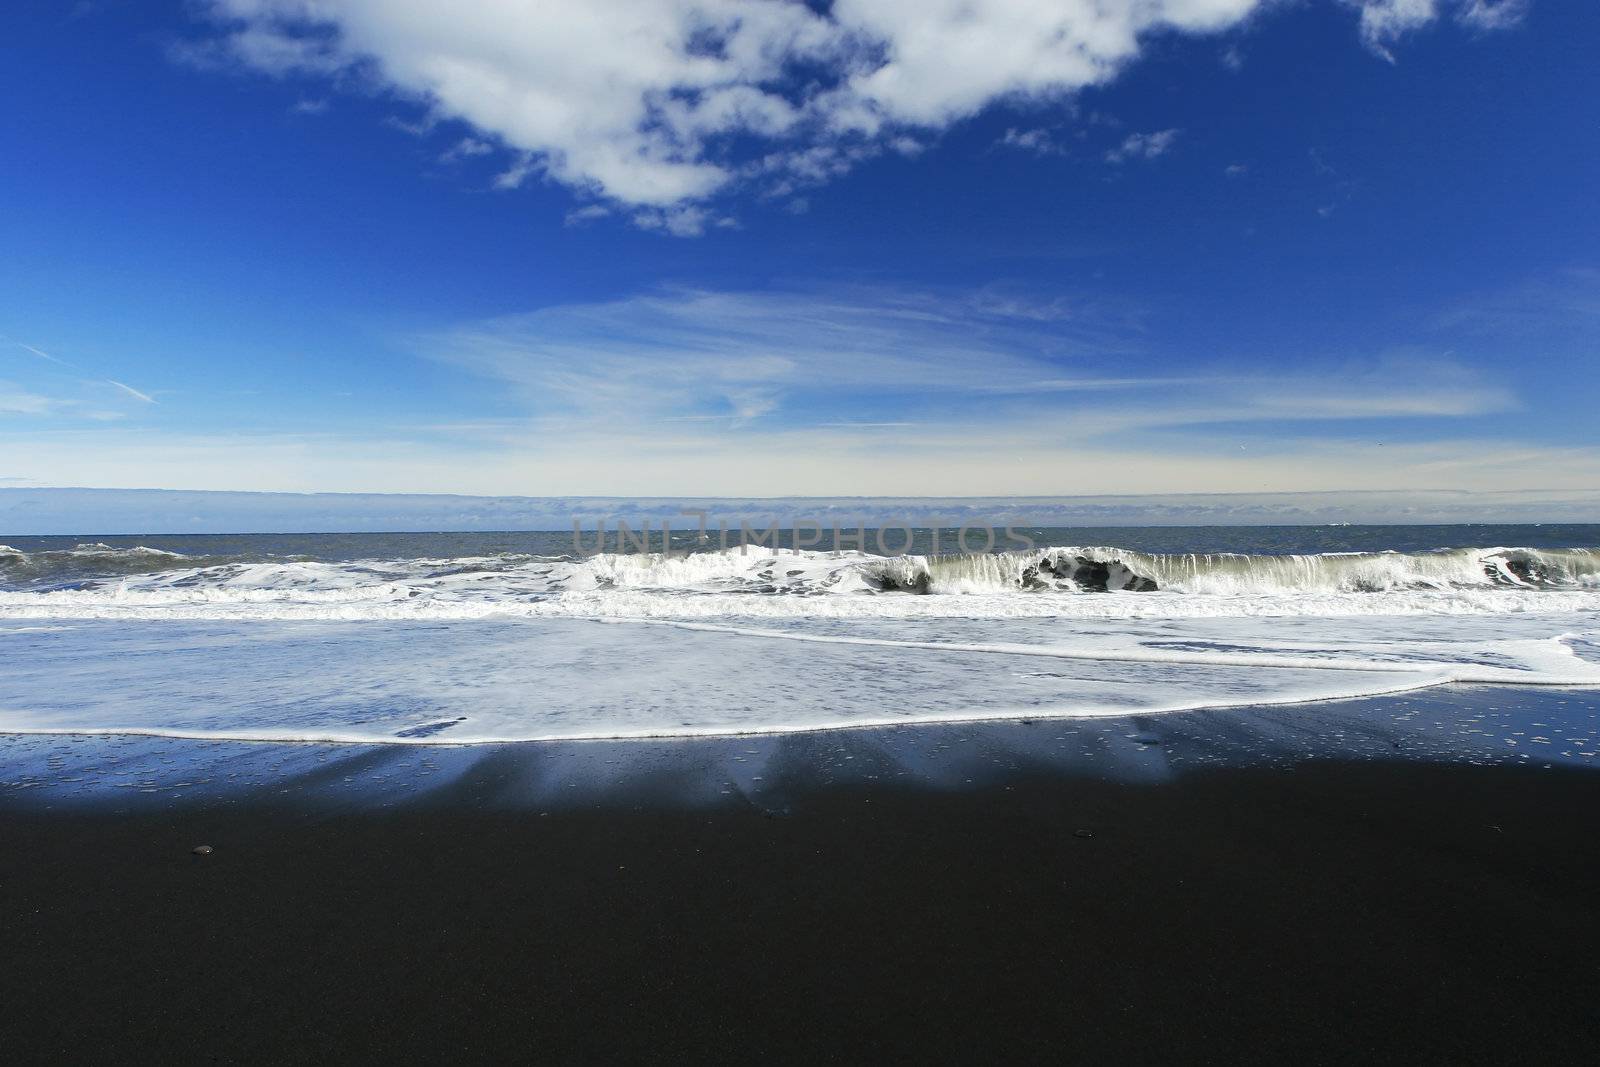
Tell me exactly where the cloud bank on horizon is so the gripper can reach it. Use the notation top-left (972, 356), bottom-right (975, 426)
top-left (192, 0), bottom-right (1526, 233)
top-left (5, 486), bottom-right (1599, 535)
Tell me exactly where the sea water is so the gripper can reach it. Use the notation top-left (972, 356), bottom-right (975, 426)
top-left (2, 526), bottom-right (1598, 744)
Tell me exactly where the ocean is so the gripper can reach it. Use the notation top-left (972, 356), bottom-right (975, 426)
top-left (3, 525), bottom-right (1599, 746)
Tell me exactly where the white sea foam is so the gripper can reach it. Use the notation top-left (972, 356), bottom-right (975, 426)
top-left (0, 614), bottom-right (1595, 744)
top-left (1, 543), bottom-right (1597, 743)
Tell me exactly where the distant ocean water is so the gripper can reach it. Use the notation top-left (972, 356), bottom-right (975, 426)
top-left (2, 525), bottom-right (1599, 744)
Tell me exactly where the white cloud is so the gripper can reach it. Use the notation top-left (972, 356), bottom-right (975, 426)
top-left (439, 136), bottom-right (493, 163)
top-left (1105, 129), bottom-right (1179, 163)
top-left (998, 127), bottom-right (1064, 156)
top-left (1348, 0), bottom-right (1439, 58)
top-left (0, 382), bottom-right (58, 416)
top-left (383, 113), bottom-right (437, 138)
top-left (630, 204), bottom-right (736, 237)
top-left (1344, 0), bottom-right (1527, 58)
top-left (491, 155), bottom-right (537, 190)
top-left (1457, 0), bottom-right (1530, 31)
top-left (187, 0), bottom-right (1511, 227)
top-left (563, 204), bottom-right (613, 227)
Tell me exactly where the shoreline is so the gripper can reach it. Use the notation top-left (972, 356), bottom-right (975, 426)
top-left (6, 690), bottom-right (1599, 1058)
top-left (5, 686), bottom-right (1599, 813)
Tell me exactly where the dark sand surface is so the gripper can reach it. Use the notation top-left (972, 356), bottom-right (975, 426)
top-left (5, 754), bottom-right (1600, 1063)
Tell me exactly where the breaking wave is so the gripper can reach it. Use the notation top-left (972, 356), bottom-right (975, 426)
top-left (0, 542), bottom-right (234, 587)
top-left (1, 543), bottom-right (1599, 622)
top-left (863, 546), bottom-right (1600, 594)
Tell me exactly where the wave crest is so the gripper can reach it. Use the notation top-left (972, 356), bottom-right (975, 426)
top-left (2, 544), bottom-right (1598, 621)
top-left (866, 546), bottom-right (1600, 594)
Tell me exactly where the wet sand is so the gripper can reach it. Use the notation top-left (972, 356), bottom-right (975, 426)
top-left (4, 754), bottom-right (1600, 1062)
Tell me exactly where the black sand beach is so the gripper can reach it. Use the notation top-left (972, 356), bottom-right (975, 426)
top-left (5, 744), bottom-right (1600, 1063)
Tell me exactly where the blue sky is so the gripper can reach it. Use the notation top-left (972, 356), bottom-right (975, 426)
top-left (2, 0), bottom-right (1596, 501)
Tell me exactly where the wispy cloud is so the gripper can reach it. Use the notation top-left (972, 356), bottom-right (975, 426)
top-left (1457, 0), bottom-right (1531, 31)
top-left (418, 286), bottom-right (1519, 461)
top-left (563, 204), bottom-right (612, 227)
top-left (1105, 129), bottom-right (1179, 164)
top-left (1345, 0), bottom-right (1527, 60)
top-left (423, 285), bottom-right (1159, 425)
top-left (1436, 268), bottom-right (1600, 335)
top-left (1347, 0), bottom-right (1443, 59)
top-left (0, 382), bottom-right (59, 416)
top-left (998, 128), bottom-right (1066, 156)
top-left (8, 340), bottom-right (73, 368)
top-left (439, 137), bottom-right (493, 165)
top-left (105, 379), bottom-right (158, 404)
top-left (630, 205), bottom-right (737, 238)
top-left (3, 340), bottom-right (159, 416)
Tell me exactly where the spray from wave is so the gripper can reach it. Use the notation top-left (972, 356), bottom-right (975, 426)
top-left (2, 542), bottom-right (1599, 623)
top-left (862, 546), bottom-right (1600, 594)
